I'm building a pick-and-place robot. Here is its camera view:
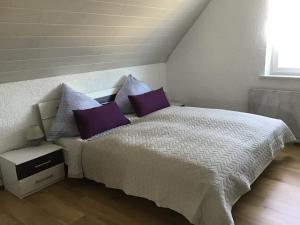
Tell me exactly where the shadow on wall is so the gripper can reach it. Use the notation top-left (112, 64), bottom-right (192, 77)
top-left (188, 96), bottom-right (247, 112)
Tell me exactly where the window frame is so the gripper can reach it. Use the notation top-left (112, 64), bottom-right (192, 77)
top-left (268, 47), bottom-right (300, 76)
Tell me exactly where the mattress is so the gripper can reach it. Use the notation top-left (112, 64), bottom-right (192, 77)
top-left (79, 106), bottom-right (295, 225)
top-left (55, 137), bottom-right (85, 178)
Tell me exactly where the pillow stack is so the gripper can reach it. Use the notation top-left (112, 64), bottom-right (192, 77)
top-left (114, 74), bottom-right (151, 114)
top-left (47, 83), bottom-right (101, 141)
top-left (115, 74), bottom-right (170, 117)
top-left (48, 75), bottom-right (170, 140)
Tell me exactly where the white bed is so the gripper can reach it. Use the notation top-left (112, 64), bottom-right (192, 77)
top-left (38, 90), bottom-right (296, 225)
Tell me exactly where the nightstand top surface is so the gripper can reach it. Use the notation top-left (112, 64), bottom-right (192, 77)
top-left (0, 142), bottom-right (62, 165)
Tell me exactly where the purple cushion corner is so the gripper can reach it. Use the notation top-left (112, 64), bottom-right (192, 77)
top-left (73, 102), bottom-right (130, 139)
top-left (128, 88), bottom-right (170, 117)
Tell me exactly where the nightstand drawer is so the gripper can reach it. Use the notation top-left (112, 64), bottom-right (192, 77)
top-left (16, 150), bottom-right (63, 180)
top-left (19, 163), bottom-right (64, 198)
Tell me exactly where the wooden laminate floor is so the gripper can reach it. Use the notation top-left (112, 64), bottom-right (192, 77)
top-left (0, 144), bottom-right (299, 225)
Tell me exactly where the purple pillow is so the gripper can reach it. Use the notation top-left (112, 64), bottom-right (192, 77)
top-left (128, 88), bottom-right (170, 117)
top-left (73, 102), bottom-right (130, 139)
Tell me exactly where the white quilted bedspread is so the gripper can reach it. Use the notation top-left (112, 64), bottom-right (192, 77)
top-left (80, 106), bottom-right (295, 225)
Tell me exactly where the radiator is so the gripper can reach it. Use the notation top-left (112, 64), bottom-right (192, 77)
top-left (249, 88), bottom-right (300, 140)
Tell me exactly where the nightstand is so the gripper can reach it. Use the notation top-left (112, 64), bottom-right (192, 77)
top-left (170, 101), bottom-right (185, 107)
top-left (0, 143), bottom-right (65, 198)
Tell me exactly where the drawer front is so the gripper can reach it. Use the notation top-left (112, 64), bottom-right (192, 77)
top-left (19, 163), bottom-right (64, 197)
top-left (16, 150), bottom-right (63, 180)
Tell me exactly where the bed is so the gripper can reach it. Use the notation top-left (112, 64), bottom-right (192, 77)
top-left (38, 89), bottom-right (296, 225)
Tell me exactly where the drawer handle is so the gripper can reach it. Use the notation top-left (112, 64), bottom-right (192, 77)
top-left (34, 160), bottom-right (52, 168)
top-left (35, 174), bottom-right (54, 184)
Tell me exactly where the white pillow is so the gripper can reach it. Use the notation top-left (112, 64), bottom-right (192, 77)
top-left (47, 83), bottom-right (101, 141)
top-left (115, 75), bottom-right (151, 114)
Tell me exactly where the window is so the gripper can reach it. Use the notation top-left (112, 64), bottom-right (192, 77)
top-left (265, 0), bottom-right (300, 76)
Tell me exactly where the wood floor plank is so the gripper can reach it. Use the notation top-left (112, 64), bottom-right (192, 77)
top-left (0, 211), bottom-right (24, 225)
top-left (70, 216), bottom-right (109, 225)
top-left (27, 192), bottom-right (84, 225)
top-left (0, 191), bottom-right (63, 225)
top-left (0, 144), bottom-right (299, 225)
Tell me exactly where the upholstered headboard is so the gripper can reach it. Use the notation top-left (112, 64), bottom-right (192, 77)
top-left (38, 87), bottom-right (120, 134)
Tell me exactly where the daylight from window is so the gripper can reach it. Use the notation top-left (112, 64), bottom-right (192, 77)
top-left (266, 0), bottom-right (300, 75)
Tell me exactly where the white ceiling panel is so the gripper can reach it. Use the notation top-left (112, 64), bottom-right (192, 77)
top-left (0, 0), bottom-right (210, 83)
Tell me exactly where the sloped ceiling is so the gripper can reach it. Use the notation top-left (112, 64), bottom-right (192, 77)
top-left (0, 0), bottom-right (210, 83)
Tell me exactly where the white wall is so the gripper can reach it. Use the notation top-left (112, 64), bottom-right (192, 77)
top-left (0, 63), bottom-right (166, 154)
top-left (167, 0), bottom-right (300, 111)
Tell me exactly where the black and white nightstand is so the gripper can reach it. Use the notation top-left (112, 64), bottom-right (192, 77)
top-left (0, 142), bottom-right (65, 198)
